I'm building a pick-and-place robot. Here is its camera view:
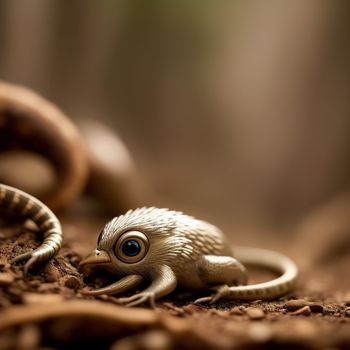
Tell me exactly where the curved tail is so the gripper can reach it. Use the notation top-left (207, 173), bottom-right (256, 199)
top-left (0, 183), bottom-right (62, 274)
top-left (229, 246), bottom-right (298, 300)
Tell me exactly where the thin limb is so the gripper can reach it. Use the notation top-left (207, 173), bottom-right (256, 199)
top-left (81, 274), bottom-right (144, 296)
top-left (194, 255), bottom-right (247, 304)
top-left (117, 265), bottom-right (177, 308)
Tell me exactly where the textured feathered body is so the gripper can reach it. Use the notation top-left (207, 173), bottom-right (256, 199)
top-left (98, 207), bottom-right (232, 289)
top-left (81, 207), bottom-right (298, 307)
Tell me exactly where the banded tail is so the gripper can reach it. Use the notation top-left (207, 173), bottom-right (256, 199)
top-left (0, 183), bottom-right (62, 274)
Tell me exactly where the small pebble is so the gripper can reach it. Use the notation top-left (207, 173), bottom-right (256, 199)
top-left (246, 307), bottom-right (265, 320)
top-left (284, 299), bottom-right (323, 313)
top-left (284, 299), bottom-right (309, 311)
top-left (291, 305), bottom-right (311, 316)
top-left (0, 272), bottom-right (14, 285)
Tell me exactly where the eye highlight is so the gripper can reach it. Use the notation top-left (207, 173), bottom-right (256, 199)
top-left (114, 231), bottom-right (149, 263)
top-left (122, 240), bottom-right (141, 257)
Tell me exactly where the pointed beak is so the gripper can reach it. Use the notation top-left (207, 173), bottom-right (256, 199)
top-left (79, 249), bottom-right (112, 267)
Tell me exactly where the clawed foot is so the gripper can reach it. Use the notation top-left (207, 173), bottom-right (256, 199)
top-left (194, 285), bottom-right (230, 304)
top-left (117, 292), bottom-right (156, 308)
top-left (10, 252), bottom-right (40, 276)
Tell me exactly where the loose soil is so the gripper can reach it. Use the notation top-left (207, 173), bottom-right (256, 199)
top-left (0, 207), bottom-right (349, 350)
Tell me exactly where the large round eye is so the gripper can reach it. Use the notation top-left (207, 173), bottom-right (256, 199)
top-left (114, 231), bottom-right (149, 263)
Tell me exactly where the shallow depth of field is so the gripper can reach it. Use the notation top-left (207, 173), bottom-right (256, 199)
top-left (0, 1), bottom-right (349, 349)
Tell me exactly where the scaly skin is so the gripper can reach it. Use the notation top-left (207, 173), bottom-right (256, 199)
top-left (0, 183), bottom-right (62, 275)
top-left (80, 207), bottom-right (298, 307)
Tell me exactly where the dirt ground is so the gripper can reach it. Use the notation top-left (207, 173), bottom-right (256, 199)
top-left (0, 205), bottom-right (349, 350)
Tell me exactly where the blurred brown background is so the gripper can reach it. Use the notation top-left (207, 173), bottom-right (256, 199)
top-left (1, 0), bottom-right (350, 236)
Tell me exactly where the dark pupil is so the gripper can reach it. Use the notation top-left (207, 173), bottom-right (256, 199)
top-left (122, 240), bottom-right (141, 257)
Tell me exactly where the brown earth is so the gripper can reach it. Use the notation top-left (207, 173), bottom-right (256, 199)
top-left (0, 205), bottom-right (349, 350)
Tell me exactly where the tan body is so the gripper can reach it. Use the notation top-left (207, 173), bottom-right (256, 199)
top-left (0, 81), bottom-right (143, 215)
top-left (80, 207), bottom-right (298, 307)
top-left (0, 81), bottom-right (88, 211)
top-left (0, 183), bottom-right (62, 274)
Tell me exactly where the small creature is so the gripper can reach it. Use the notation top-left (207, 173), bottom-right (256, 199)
top-left (80, 207), bottom-right (298, 307)
top-left (0, 183), bottom-right (62, 274)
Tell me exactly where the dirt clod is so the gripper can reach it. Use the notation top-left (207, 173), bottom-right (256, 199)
top-left (284, 299), bottom-right (309, 310)
top-left (44, 262), bottom-right (61, 282)
top-left (61, 275), bottom-right (82, 290)
top-left (1, 214), bottom-right (349, 349)
top-left (246, 307), bottom-right (265, 320)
